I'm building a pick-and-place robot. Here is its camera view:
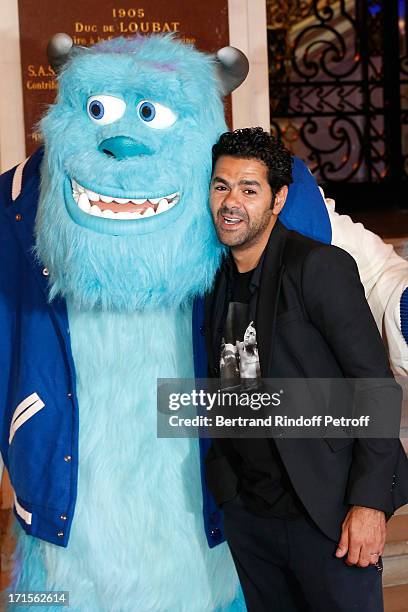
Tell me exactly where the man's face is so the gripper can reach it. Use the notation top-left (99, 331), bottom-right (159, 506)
top-left (210, 156), bottom-right (277, 248)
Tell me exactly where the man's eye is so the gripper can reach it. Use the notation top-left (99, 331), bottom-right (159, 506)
top-left (215, 185), bottom-right (226, 191)
top-left (244, 189), bottom-right (256, 195)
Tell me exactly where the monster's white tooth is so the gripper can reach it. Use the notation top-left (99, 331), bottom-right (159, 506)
top-left (116, 211), bottom-right (137, 220)
top-left (72, 191), bottom-right (80, 203)
top-left (166, 192), bottom-right (178, 200)
top-left (78, 192), bottom-right (91, 212)
top-left (114, 197), bottom-right (130, 204)
top-left (131, 198), bottom-right (147, 204)
top-left (168, 195), bottom-right (180, 208)
top-left (86, 188), bottom-right (99, 201)
top-left (143, 207), bottom-right (155, 217)
top-left (90, 205), bottom-right (102, 217)
top-left (149, 197), bottom-right (161, 204)
top-left (100, 195), bottom-right (114, 204)
top-left (74, 181), bottom-right (85, 193)
top-left (102, 209), bottom-right (115, 218)
top-left (156, 199), bottom-right (169, 214)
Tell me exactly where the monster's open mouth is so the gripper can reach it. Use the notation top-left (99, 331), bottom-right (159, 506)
top-left (71, 179), bottom-right (180, 220)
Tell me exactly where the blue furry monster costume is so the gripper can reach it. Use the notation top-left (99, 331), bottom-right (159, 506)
top-left (6, 27), bottom-right (406, 612)
top-left (2, 32), bottom-right (353, 612)
top-left (8, 34), bottom-right (248, 611)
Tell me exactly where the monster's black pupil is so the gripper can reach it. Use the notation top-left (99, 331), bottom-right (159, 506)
top-left (91, 103), bottom-right (102, 117)
top-left (142, 105), bottom-right (152, 118)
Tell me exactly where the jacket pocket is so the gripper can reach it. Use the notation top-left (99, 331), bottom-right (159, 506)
top-left (276, 306), bottom-right (304, 326)
top-left (9, 392), bottom-right (45, 444)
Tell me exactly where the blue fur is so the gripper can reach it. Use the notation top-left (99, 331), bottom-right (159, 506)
top-left (13, 306), bottom-right (244, 611)
top-left (14, 34), bottom-right (245, 611)
top-left (35, 35), bottom-right (227, 311)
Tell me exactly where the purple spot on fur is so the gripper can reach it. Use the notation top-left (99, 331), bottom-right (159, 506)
top-left (149, 63), bottom-right (177, 72)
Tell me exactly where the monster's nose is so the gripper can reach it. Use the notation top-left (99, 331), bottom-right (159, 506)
top-left (98, 136), bottom-right (153, 159)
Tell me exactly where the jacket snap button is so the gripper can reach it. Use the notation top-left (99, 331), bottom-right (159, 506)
top-left (42, 267), bottom-right (49, 276)
top-left (60, 514), bottom-right (67, 521)
top-left (199, 325), bottom-right (205, 336)
top-left (15, 213), bottom-right (22, 221)
top-left (64, 455), bottom-right (72, 462)
top-left (57, 531), bottom-right (64, 538)
top-left (67, 392), bottom-right (72, 398)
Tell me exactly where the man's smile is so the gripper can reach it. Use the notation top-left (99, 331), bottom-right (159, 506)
top-left (218, 210), bottom-right (247, 230)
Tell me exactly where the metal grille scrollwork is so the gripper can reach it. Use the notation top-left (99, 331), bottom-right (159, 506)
top-left (267, 0), bottom-right (407, 201)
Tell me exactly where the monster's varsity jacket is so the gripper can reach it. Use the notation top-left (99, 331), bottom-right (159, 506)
top-left (0, 148), bottom-right (224, 548)
top-left (2, 148), bottom-right (406, 549)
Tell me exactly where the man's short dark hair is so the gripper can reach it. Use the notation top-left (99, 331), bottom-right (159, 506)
top-left (212, 127), bottom-right (293, 200)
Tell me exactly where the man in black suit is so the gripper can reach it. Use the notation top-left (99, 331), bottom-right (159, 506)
top-left (205, 127), bottom-right (408, 611)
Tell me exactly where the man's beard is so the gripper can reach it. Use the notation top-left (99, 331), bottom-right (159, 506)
top-left (215, 206), bottom-right (274, 248)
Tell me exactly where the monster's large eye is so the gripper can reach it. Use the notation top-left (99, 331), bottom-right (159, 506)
top-left (137, 100), bottom-right (177, 129)
top-left (87, 95), bottom-right (126, 125)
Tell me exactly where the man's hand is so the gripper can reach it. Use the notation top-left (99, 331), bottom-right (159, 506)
top-left (335, 506), bottom-right (386, 567)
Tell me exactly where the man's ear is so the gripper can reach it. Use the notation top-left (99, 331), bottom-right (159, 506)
top-left (272, 185), bottom-right (288, 215)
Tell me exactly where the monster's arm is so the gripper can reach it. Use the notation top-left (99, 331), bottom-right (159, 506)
top-left (324, 196), bottom-right (408, 376)
top-left (0, 156), bottom-right (33, 496)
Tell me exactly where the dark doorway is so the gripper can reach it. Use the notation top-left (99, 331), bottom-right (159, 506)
top-left (267, 1), bottom-right (408, 214)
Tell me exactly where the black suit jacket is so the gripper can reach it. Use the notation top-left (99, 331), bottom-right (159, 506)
top-left (205, 220), bottom-right (408, 541)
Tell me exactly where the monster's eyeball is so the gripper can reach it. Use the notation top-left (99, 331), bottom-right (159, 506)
top-left (87, 95), bottom-right (126, 125)
top-left (137, 101), bottom-right (177, 129)
top-left (138, 101), bottom-right (155, 122)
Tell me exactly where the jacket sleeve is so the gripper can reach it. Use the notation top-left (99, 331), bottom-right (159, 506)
top-left (302, 244), bottom-right (402, 514)
top-left (325, 196), bottom-right (408, 376)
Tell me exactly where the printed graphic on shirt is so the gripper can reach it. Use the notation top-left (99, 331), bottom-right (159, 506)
top-left (220, 302), bottom-right (261, 385)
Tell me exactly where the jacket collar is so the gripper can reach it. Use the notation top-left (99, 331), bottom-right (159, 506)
top-left (256, 219), bottom-right (289, 376)
top-left (5, 147), bottom-right (51, 300)
top-left (204, 256), bottom-right (228, 374)
top-left (5, 147), bottom-right (72, 354)
top-left (205, 219), bottom-right (289, 376)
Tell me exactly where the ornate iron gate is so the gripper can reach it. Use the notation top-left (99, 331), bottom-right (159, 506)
top-left (267, 0), bottom-right (408, 211)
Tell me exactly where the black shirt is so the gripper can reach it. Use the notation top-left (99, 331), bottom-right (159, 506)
top-left (219, 257), bottom-right (303, 518)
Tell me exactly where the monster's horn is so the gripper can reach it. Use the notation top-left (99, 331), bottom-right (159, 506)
top-left (215, 47), bottom-right (249, 95)
top-left (47, 33), bottom-right (74, 72)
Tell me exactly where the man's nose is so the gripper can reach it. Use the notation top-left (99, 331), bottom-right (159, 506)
top-left (223, 189), bottom-right (241, 208)
top-left (98, 136), bottom-right (153, 159)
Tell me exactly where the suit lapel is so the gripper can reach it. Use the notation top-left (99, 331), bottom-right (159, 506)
top-left (256, 220), bottom-right (288, 377)
top-left (204, 261), bottom-right (228, 374)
